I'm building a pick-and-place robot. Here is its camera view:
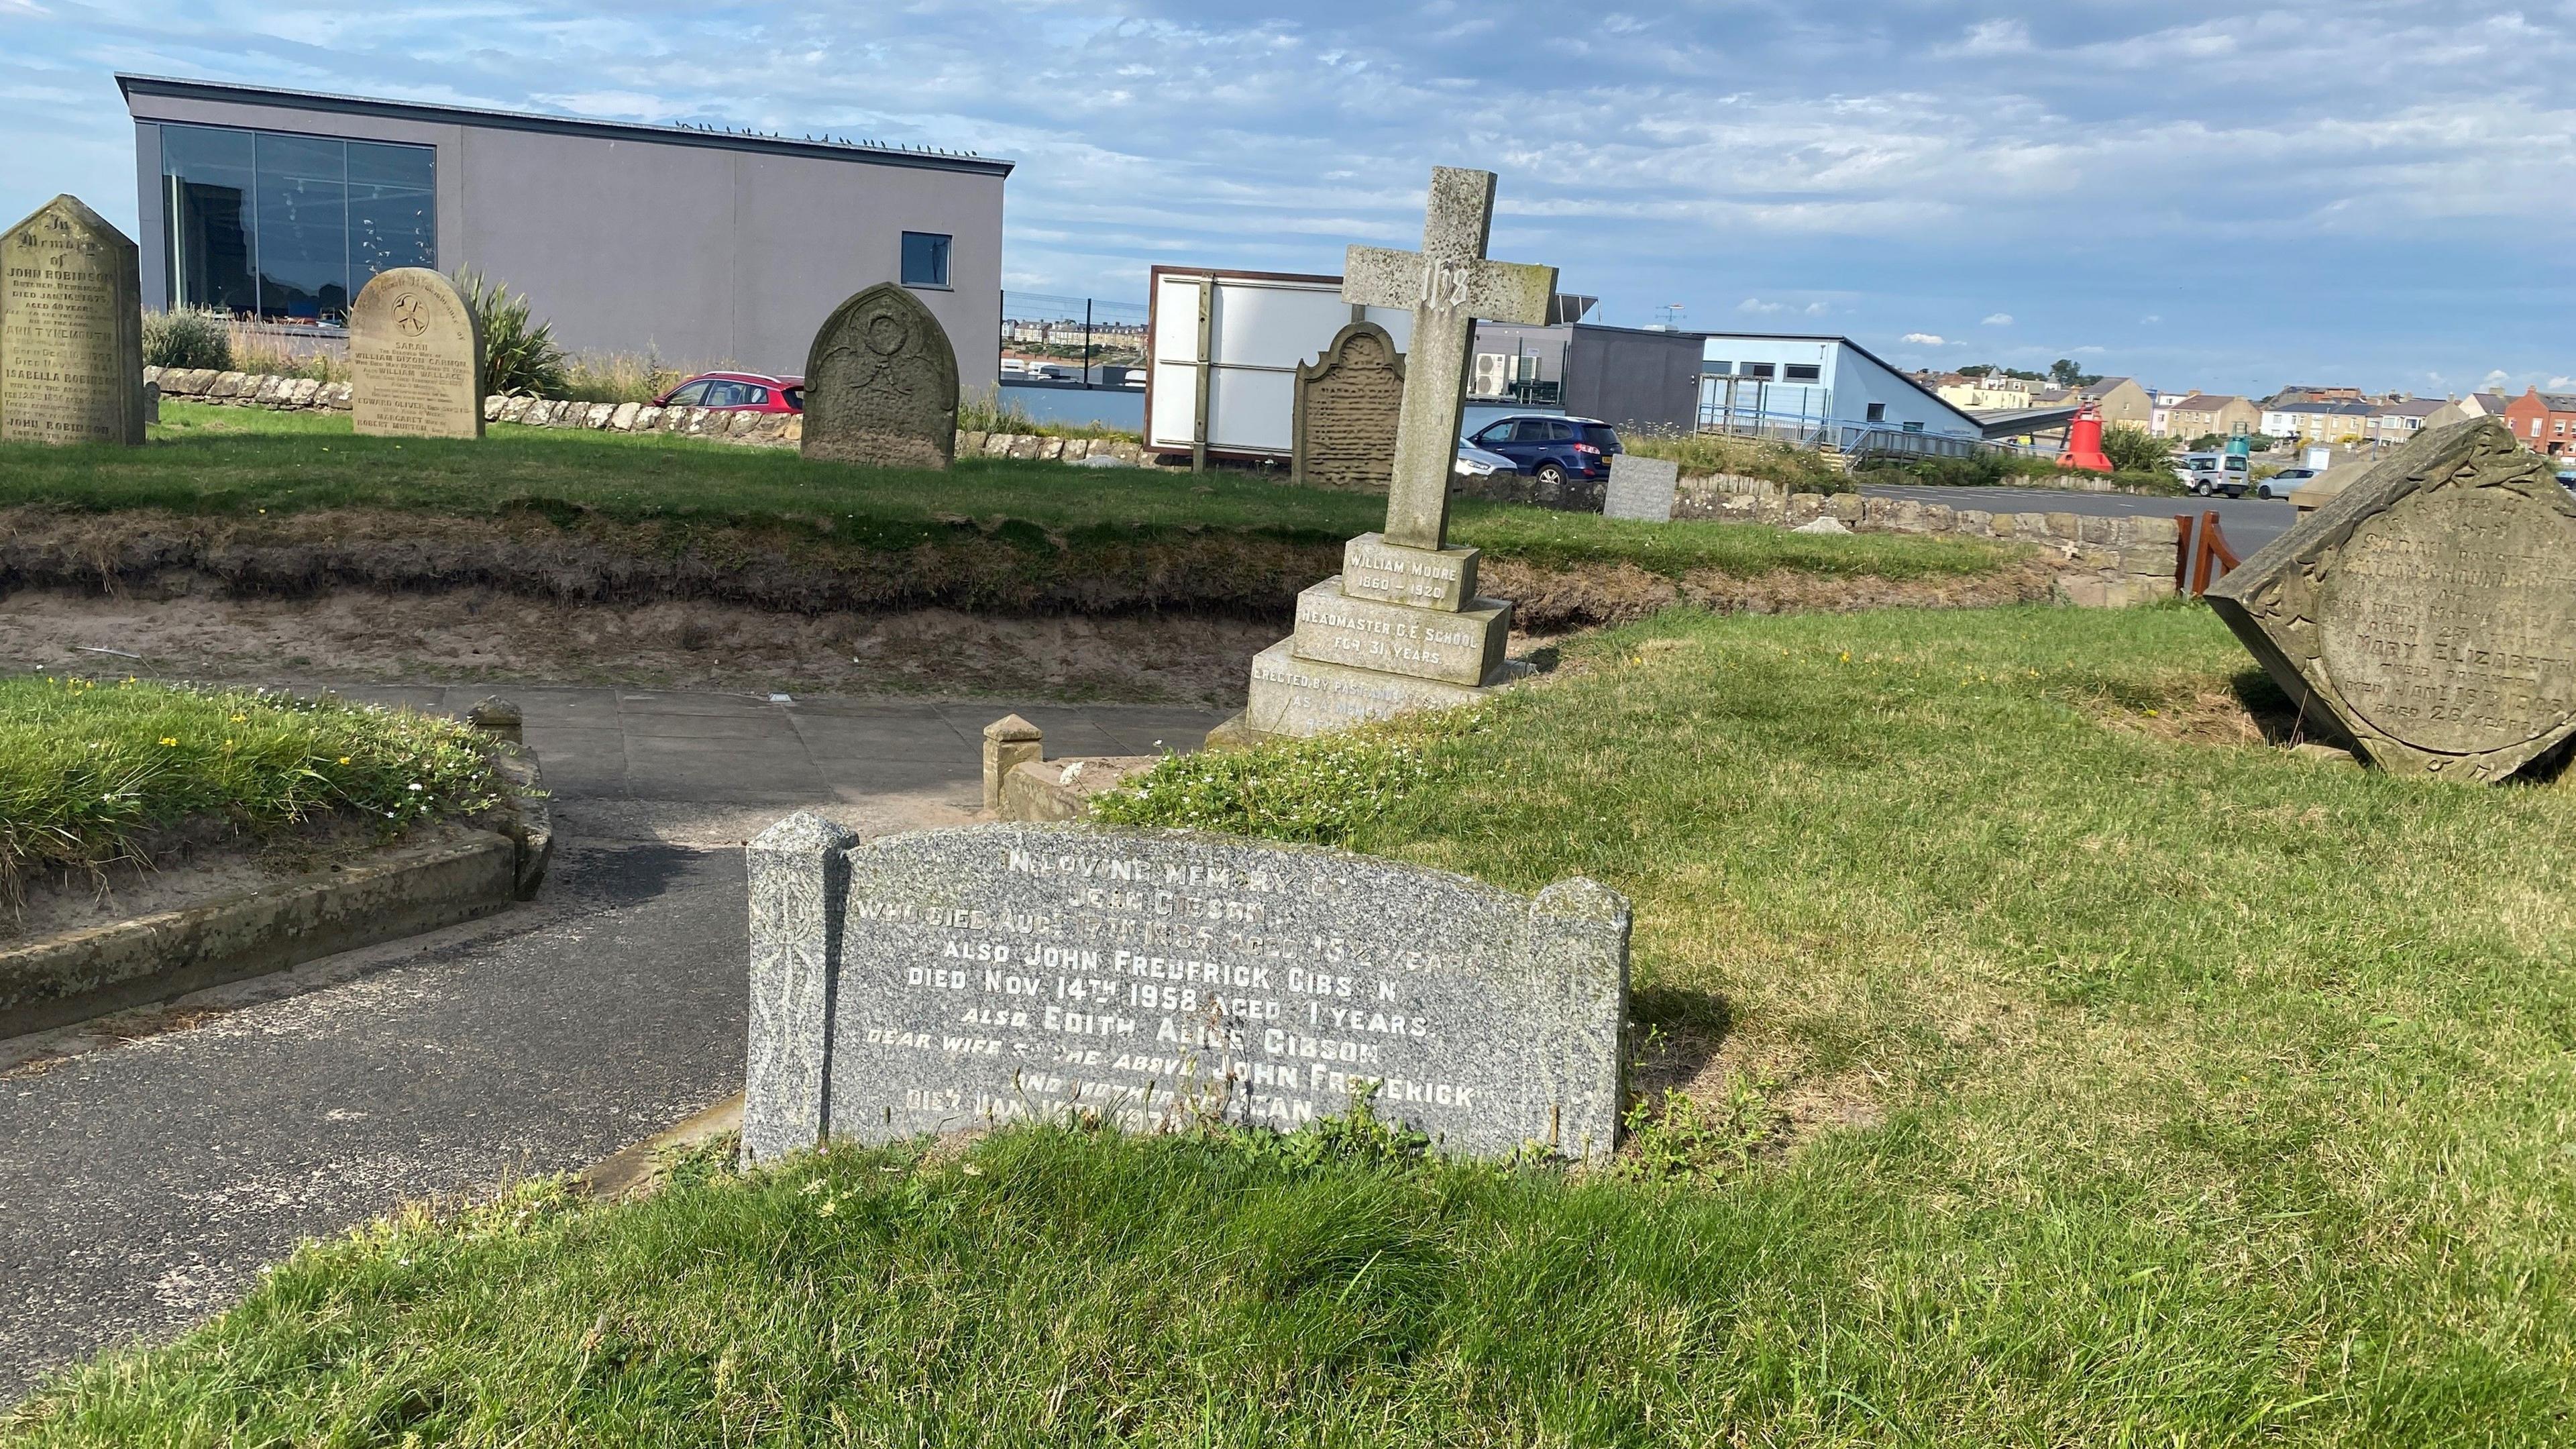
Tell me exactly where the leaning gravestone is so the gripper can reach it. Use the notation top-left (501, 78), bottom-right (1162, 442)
top-left (347, 267), bottom-right (482, 439)
top-left (1226, 166), bottom-right (1558, 741)
top-left (1291, 320), bottom-right (1405, 491)
top-left (2207, 417), bottom-right (2576, 782)
top-left (802, 282), bottom-right (959, 469)
top-left (743, 816), bottom-right (1629, 1164)
top-left (0, 195), bottom-right (144, 446)
top-left (1603, 453), bottom-right (1680, 522)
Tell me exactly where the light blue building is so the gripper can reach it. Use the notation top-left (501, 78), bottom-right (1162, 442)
top-left (1698, 333), bottom-right (1988, 458)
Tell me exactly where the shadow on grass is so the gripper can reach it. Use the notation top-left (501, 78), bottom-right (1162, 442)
top-left (1629, 983), bottom-right (1732, 1100)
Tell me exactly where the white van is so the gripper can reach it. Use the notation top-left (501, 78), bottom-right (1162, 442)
top-left (2175, 451), bottom-right (2251, 498)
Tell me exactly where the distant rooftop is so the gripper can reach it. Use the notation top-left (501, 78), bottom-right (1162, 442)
top-left (116, 73), bottom-right (1014, 178)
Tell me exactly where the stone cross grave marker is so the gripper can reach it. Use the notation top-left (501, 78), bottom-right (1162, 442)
top-left (742, 817), bottom-right (1630, 1165)
top-left (1, 195), bottom-right (144, 447)
top-left (1229, 167), bottom-right (1558, 740)
top-left (1603, 453), bottom-right (1680, 522)
top-left (348, 267), bottom-right (483, 439)
top-left (802, 282), bottom-right (959, 470)
top-left (2206, 417), bottom-right (2576, 782)
top-left (1291, 319), bottom-right (1405, 492)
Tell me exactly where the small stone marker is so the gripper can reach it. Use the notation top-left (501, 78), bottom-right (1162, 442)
top-left (1231, 166), bottom-right (1558, 740)
top-left (742, 817), bottom-right (1629, 1164)
top-left (2207, 418), bottom-right (2576, 781)
top-left (1603, 453), bottom-right (1680, 522)
top-left (348, 267), bottom-right (483, 439)
top-left (1291, 320), bottom-right (1405, 491)
top-left (0, 195), bottom-right (145, 447)
top-left (802, 282), bottom-right (959, 470)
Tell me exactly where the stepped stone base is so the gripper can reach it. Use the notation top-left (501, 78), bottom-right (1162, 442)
top-left (1289, 578), bottom-right (1511, 687)
top-left (1236, 639), bottom-right (1526, 740)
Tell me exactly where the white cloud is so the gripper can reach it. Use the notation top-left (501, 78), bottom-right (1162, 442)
top-left (2139, 315), bottom-right (2163, 325)
top-left (1945, 19), bottom-right (2033, 58)
top-left (2484, 370), bottom-right (2512, 388)
top-left (1981, 313), bottom-right (2012, 326)
top-left (2548, 376), bottom-right (2576, 390)
top-left (1738, 298), bottom-right (1788, 315)
top-left (1901, 332), bottom-right (1947, 345)
top-left (1805, 301), bottom-right (1830, 315)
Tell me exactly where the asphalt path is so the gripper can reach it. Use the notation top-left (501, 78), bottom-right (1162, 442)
top-left (0, 689), bottom-right (1229, 1401)
top-left (1857, 483), bottom-right (2297, 559)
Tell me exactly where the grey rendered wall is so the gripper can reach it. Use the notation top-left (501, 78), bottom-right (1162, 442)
top-left (124, 93), bottom-right (1000, 390)
top-left (1566, 327), bottom-right (1703, 433)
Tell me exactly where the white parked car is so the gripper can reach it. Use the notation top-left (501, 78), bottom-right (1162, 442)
top-left (1453, 443), bottom-right (1517, 478)
top-left (2255, 468), bottom-right (2315, 501)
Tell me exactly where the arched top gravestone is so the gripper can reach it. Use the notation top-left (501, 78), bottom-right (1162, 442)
top-left (348, 268), bottom-right (482, 439)
top-left (802, 282), bottom-right (958, 470)
top-left (1, 195), bottom-right (144, 447)
top-left (1292, 320), bottom-right (1405, 492)
top-left (2206, 417), bottom-right (2576, 782)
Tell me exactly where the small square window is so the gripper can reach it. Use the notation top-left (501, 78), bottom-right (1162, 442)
top-left (1785, 364), bottom-right (1821, 382)
top-left (902, 231), bottom-right (951, 288)
top-left (1866, 402), bottom-right (1886, 422)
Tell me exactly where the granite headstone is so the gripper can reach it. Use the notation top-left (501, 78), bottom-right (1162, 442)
top-left (0, 195), bottom-right (144, 447)
top-left (1291, 320), bottom-right (1405, 491)
top-left (802, 282), bottom-right (959, 470)
top-left (2206, 417), bottom-right (2576, 781)
top-left (743, 818), bottom-right (1629, 1165)
top-left (348, 267), bottom-right (482, 439)
top-left (1603, 453), bottom-right (1680, 522)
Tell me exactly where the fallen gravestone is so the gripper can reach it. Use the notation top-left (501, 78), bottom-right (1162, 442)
top-left (743, 816), bottom-right (1629, 1164)
top-left (1291, 320), bottom-right (1405, 491)
top-left (2207, 417), bottom-right (2576, 782)
top-left (1228, 166), bottom-right (1558, 740)
top-left (348, 267), bottom-right (482, 439)
top-left (1603, 453), bottom-right (1680, 522)
top-left (802, 282), bottom-right (959, 470)
top-left (0, 195), bottom-right (144, 447)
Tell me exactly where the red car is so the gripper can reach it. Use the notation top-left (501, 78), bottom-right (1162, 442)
top-left (654, 371), bottom-right (802, 413)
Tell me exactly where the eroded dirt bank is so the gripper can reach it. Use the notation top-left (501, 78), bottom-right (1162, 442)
top-left (1, 506), bottom-right (2057, 702)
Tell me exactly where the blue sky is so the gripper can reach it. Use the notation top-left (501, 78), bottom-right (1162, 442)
top-left (5, 1), bottom-right (2570, 398)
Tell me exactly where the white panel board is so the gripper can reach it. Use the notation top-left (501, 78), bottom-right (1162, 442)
top-left (1209, 368), bottom-right (1297, 455)
top-left (1144, 270), bottom-right (1421, 460)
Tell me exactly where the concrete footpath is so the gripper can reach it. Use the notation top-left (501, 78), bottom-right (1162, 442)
top-left (0, 688), bottom-right (1227, 1401)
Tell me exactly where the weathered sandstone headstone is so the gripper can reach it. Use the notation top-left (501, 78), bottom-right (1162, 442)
top-left (2207, 418), bottom-right (2576, 781)
top-left (802, 282), bottom-right (958, 470)
top-left (742, 817), bottom-right (1629, 1165)
top-left (1603, 453), bottom-right (1680, 522)
top-left (348, 267), bottom-right (482, 439)
top-left (0, 195), bottom-right (144, 446)
top-left (1291, 320), bottom-right (1405, 491)
top-left (1227, 167), bottom-right (1558, 741)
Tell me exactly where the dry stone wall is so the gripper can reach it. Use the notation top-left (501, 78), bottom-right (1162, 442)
top-left (144, 365), bottom-right (1173, 466)
top-left (1672, 472), bottom-right (2182, 608)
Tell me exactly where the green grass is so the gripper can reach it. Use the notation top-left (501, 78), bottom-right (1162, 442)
top-left (11, 603), bottom-right (2572, 1443)
top-left (1, 402), bottom-right (2013, 583)
top-left (0, 674), bottom-right (501, 914)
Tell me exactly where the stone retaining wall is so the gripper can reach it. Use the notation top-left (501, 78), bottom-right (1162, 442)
top-left (144, 366), bottom-right (1168, 465)
top-left (1676, 474), bottom-right (2180, 606)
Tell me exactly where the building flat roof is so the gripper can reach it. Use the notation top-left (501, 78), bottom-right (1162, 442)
top-left (117, 72), bottom-right (1014, 178)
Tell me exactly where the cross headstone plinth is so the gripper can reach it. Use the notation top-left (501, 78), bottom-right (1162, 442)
top-left (1219, 167), bottom-right (1559, 743)
top-left (1340, 167), bottom-right (1558, 551)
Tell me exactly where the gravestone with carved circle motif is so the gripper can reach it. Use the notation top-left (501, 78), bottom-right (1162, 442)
top-left (801, 282), bottom-right (958, 470)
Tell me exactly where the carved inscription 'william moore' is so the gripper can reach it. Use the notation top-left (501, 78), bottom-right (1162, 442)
top-left (2206, 417), bottom-right (2576, 781)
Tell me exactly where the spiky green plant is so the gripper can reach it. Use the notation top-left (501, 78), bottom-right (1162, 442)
top-left (452, 269), bottom-right (568, 397)
top-left (139, 307), bottom-right (233, 372)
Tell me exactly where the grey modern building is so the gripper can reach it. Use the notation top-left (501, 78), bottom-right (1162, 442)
top-left (118, 74), bottom-right (1011, 387)
top-left (1468, 320), bottom-right (1707, 434)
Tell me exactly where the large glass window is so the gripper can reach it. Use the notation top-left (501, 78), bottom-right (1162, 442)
top-left (159, 123), bottom-right (434, 325)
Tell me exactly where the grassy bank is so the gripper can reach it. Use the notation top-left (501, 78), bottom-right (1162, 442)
top-left (0, 674), bottom-right (499, 916)
top-left (11, 604), bottom-right (2571, 1442)
top-left (0, 404), bottom-right (2015, 594)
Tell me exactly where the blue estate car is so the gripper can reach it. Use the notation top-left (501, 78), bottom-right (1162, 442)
top-left (1464, 414), bottom-right (1624, 489)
